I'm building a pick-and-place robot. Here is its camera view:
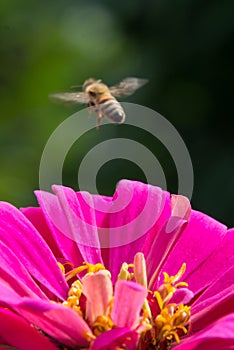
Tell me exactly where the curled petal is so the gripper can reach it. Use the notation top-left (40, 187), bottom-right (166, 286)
top-left (134, 252), bottom-right (147, 288)
top-left (82, 270), bottom-right (113, 323)
top-left (170, 287), bottom-right (194, 305)
top-left (111, 280), bottom-right (147, 328)
top-left (171, 194), bottom-right (191, 220)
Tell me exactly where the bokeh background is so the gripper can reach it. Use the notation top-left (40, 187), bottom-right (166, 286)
top-left (0, 0), bottom-right (233, 226)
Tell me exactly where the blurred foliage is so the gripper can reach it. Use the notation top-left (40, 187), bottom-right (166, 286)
top-left (0, 0), bottom-right (233, 226)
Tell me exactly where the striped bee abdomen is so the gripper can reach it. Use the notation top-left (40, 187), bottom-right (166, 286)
top-left (99, 98), bottom-right (125, 124)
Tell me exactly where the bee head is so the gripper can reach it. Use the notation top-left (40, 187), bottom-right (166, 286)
top-left (84, 80), bottom-right (109, 99)
top-left (82, 78), bottom-right (97, 91)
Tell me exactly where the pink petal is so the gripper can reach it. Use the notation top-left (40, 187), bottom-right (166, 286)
top-left (159, 209), bottom-right (227, 288)
top-left (175, 313), bottom-right (234, 350)
top-left (21, 206), bottom-right (61, 258)
top-left (0, 308), bottom-right (58, 350)
top-left (171, 194), bottom-right (191, 220)
top-left (111, 280), bottom-right (147, 328)
top-left (0, 281), bottom-right (23, 305)
top-left (186, 228), bottom-right (234, 295)
top-left (91, 327), bottom-right (138, 350)
top-left (171, 287), bottom-right (194, 305)
top-left (35, 190), bottom-right (84, 266)
top-left (35, 186), bottom-right (103, 266)
top-left (14, 298), bottom-right (91, 348)
top-left (53, 185), bottom-right (103, 263)
top-left (82, 271), bottom-right (113, 323)
top-left (147, 195), bottom-right (191, 289)
top-left (191, 266), bottom-right (234, 331)
top-left (0, 283), bottom-right (90, 347)
top-left (99, 180), bottom-right (171, 281)
top-left (0, 240), bottom-right (47, 299)
top-left (0, 202), bottom-right (68, 300)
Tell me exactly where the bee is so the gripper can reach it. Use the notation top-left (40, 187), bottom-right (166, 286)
top-left (49, 77), bottom-right (148, 129)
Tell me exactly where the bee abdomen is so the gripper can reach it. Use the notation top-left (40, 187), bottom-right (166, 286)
top-left (100, 98), bottom-right (125, 124)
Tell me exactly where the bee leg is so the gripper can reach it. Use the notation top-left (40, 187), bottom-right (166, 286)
top-left (96, 113), bottom-right (104, 130)
top-left (87, 102), bottom-right (94, 117)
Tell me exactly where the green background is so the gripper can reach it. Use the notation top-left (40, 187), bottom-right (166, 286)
top-left (0, 0), bottom-right (233, 226)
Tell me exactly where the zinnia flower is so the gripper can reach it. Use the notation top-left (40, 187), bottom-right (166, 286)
top-left (0, 180), bottom-right (233, 349)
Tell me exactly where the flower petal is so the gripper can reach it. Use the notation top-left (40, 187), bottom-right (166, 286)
top-left (100, 180), bottom-right (171, 281)
top-left (171, 194), bottom-right (191, 220)
top-left (0, 202), bottom-right (68, 300)
top-left (14, 298), bottom-right (91, 348)
top-left (0, 240), bottom-right (47, 299)
top-left (170, 287), bottom-right (194, 305)
top-left (191, 265), bottom-right (234, 331)
top-left (35, 190), bottom-right (84, 266)
top-left (186, 228), bottom-right (234, 295)
top-left (159, 210), bottom-right (227, 287)
top-left (35, 186), bottom-right (103, 265)
top-left (82, 270), bottom-right (113, 323)
top-left (147, 195), bottom-right (191, 289)
top-left (0, 308), bottom-right (58, 350)
top-left (111, 280), bottom-right (147, 328)
top-left (91, 327), bottom-right (138, 350)
top-left (175, 313), bottom-right (234, 350)
top-left (21, 206), bottom-right (61, 258)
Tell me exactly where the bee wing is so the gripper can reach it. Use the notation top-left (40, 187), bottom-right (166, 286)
top-left (109, 77), bottom-right (148, 98)
top-left (49, 92), bottom-right (88, 105)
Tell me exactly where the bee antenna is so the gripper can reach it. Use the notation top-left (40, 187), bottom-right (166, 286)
top-left (70, 84), bottom-right (83, 89)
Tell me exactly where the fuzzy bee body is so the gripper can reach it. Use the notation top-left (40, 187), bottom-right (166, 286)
top-left (50, 77), bottom-right (147, 129)
top-left (92, 97), bottom-right (125, 125)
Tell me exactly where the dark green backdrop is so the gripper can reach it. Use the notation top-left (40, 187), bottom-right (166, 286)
top-left (0, 0), bottom-right (233, 226)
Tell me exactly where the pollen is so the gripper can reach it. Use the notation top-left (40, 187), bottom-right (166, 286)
top-left (62, 280), bottom-right (83, 316)
top-left (92, 315), bottom-right (114, 336)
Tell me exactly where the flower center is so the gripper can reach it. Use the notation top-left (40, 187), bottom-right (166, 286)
top-left (60, 256), bottom-right (191, 349)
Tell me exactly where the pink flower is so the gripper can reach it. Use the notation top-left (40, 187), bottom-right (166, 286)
top-left (0, 180), bottom-right (233, 349)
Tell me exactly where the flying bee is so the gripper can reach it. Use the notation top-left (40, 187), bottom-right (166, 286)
top-left (49, 77), bottom-right (148, 129)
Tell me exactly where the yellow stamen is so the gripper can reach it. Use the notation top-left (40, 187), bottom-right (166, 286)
top-left (156, 263), bottom-right (188, 308)
top-left (93, 315), bottom-right (114, 336)
top-left (154, 290), bottom-right (164, 311)
top-left (163, 263), bottom-right (187, 285)
top-left (118, 262), bottom-right (134, 280)
top-left (62, 280), bottom-right (83, 316)
top-left (155, 304), bottom-right (190, 343)
top-left (65, 262), bottom-right (106, 282)
top-left (139, 307), bottom-right (152, 332)
top-left (57, 262), bottom-right (65, 274)
top-left (84, 332), bottom-right (96, 342)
